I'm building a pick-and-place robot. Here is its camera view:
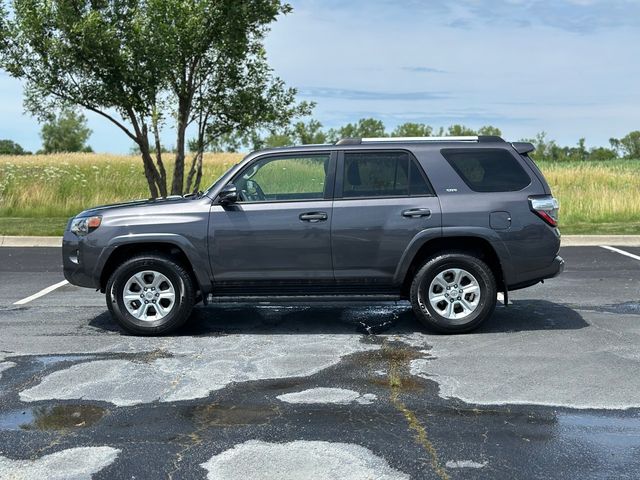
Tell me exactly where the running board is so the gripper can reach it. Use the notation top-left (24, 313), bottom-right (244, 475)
top-left (206, 294), bottom-right (403, 304)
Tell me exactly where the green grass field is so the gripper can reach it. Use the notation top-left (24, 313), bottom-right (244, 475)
top-left (1, 153), bottom-right (639, 236)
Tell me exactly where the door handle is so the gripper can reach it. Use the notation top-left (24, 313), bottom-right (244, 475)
top-left (299, 211), bottom-right (328, 223)
top-left (402, 208), bottom-right (432, 218)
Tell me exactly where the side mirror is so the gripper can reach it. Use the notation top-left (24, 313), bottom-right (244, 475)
top-left (218, 183), bottom-right (238, 205)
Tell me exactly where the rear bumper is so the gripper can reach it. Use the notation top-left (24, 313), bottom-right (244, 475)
top-left (548, 255), bottom-right (565, 278)
top-left (508, 255), bottom-right (564, 291)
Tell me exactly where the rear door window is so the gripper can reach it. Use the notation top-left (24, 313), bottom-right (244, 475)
top-left (441, 148), bottom-right (531, 192)
top-left (342, 151), bottom-right (433, 198)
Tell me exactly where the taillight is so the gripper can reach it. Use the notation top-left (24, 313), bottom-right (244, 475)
top-left (529, 195), bottom-right (559, 227)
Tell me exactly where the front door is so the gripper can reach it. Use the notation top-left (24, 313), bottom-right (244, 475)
top-left (331, 150), bottom-right (442, 285)
top-left (209, 152), bottom-right (336, 291)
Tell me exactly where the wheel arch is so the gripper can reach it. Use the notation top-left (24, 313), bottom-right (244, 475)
top-left (396, 232), bottom-right (509, 298)
top-left (97, 236), bottom-right (210, 295)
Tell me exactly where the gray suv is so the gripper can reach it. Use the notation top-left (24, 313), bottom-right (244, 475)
top-left (63, 135), bottom-right (564, 335)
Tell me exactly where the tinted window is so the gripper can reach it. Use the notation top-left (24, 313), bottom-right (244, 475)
top-left (409, 160), bottom-right (431, 196)
top-left (343, 152), bottom-right (432, 198)
top-left (235, 154), bottom-right (329, 202)
top-left (442, 149), bottom-right (531, 192)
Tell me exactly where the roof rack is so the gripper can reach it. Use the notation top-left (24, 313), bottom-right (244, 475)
top-left (335, 135), bottom-right (504, 145)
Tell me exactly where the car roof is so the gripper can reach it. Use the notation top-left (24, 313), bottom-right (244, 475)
top-left (251, 136), bottom-right (513, 156)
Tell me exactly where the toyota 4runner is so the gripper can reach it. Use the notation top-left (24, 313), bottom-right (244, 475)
top-left (63, 135), bottom-right (564, 335)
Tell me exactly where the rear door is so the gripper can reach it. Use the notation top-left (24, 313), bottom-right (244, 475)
top-left (331, 149), bottom-right (442, 285)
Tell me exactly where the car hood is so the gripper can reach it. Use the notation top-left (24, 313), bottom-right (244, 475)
top-left (76, 195), bottom-right (199, 218)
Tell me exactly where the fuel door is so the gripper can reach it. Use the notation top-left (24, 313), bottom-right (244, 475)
top-left (490, 211), bottom-right (511, 230)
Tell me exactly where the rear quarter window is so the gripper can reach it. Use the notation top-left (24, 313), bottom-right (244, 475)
top-left (441, 148), bottom-right (531, 192)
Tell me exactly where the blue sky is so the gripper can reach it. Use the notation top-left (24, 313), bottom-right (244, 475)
top-left (1, 0), bottom-right (639, 153)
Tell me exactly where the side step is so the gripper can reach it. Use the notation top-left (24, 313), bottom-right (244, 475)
top-left (206, 294), bottom-right (403, 304)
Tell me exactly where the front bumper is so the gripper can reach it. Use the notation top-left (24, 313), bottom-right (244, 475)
top-left (62, 231), bottom-right (99, 288)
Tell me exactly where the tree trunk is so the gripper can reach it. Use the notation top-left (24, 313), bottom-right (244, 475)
top-left (171, 98), bottom-right (189, 195)
top-left (193, 152), bottom-right (203, 192)
top-left (185, 150), bottom-right (203, 193)
top-left (141, 149), bottom-right (160, 198)
top-left (153, 121), bottom-right (168, 197)
top-left (138, 135), bottom-right (164, 199)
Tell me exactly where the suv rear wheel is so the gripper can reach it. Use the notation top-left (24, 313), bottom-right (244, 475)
top-left (410, 253), bottom-right (496, 333)
top-left (106, 254), bottom-right (195, 335)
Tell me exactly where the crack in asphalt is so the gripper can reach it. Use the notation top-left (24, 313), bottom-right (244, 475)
top-left (382, 340), bottom-right (450, 480)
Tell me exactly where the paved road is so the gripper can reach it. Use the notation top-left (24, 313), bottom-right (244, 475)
top-left (0, 246), bottom-right (639, 479)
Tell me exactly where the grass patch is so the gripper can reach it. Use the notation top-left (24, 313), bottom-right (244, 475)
top-left (0, 152), bottom-right (241, 219)
top-left (558, 222), bottom-right (640, 235)
top-left (0, 217), bottom-right (69, 236)
top-left (1, 153), bottom-right (639, 236)
top-left (538, 159), bottom-right (640, 230)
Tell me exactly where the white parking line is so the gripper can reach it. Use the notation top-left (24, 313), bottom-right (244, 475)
top-left (601, 245), bottom-right (640, 262)
top-left (13, 280), bottom-right (69, 305)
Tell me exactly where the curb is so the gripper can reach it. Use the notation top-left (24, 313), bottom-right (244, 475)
top-left (0, 236), bottom-right (62, 247)
top-left (2, 235), bottom-right (640, 248)
top-left (560, 235), bottom-right (640, 247)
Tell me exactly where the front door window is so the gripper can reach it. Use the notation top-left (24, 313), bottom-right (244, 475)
top-left (235, 154), bottom-right (330, 203)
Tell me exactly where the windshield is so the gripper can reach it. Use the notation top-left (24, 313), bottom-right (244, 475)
top-left (204, 163), bottom-right (238, 195)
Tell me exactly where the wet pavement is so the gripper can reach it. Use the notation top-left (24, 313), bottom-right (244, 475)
top-left (0, 246), bottom-right (639, 479)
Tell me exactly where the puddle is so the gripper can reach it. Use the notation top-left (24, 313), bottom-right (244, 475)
top-left (0, 405), bottom-right (106, 431)
top-left (370, 375), bottom-right (424, 392)
top-left (187, 403), bottom-right (279, 427)
top-left (558, 413), bottom-right (640, 449)
top-left (0, 410), bottom-right (34, 430)
top-left (580, 301), bottom-right (640, 315)
top-left (35, 355), bottom-right (95, 366)
top-left (260, 379), bottom-right (305, 391)
top-left (354, 344), bottom-right (423, 366)
top-left (130, 349), bottom-right (174, 364)
top-left (357, 320), bottom-right (396, 335)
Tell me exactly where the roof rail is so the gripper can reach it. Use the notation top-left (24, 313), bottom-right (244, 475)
top-left (335, 135), bottom-right (504, 145)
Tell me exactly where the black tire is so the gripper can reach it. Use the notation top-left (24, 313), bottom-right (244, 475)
top-left (105, 254), bottom-right (195, 335)
top-left (410, 252), bottom-right (497, 334)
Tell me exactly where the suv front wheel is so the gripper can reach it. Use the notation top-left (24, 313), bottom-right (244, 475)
top-left (106, 254), bottom-right (195, 335)
top-left (410, 253), bottom-right (497, 333)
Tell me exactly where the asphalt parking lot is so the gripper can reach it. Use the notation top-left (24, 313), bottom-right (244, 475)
top-left (1, 245), bottom-right (640, 479)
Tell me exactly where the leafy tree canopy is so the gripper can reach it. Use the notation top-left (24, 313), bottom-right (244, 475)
top-left (0, 139), bottom-right (29, 155)
top-left (0, 0), bottom-right (310, 196)
top-left (40, 108), bottom-right (92, 153)
top-left (610, 131), bottom-right (640, 159)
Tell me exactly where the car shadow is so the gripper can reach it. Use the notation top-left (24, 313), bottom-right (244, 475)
top-left (88, 299), bottom-right (588, 336)
top-left (477, 300), bottom-right (589, 333)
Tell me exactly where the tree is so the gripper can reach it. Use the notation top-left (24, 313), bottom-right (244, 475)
top-left (262, 132), bottom-right (294, 148)
top-left (0, 139), bottom-right (28, 155)
top-left (588, 147), bottom-right (617, 161)
top-left (1, 0), bottom-right (310, 197)
top-left (447, 125), bottom-right (477, 136)
top-left (613, 131), bottom-right (640, 159)
top-left (477, 125), bottom-right (502, 137)
top-left (327, 118), bottom-right (386, 142)
top-left (40, 109), bottom-right (92, 153)
top-left (391, 123), bottom-right (433, 137)
top-left (293, 119), bottom-right (327, 145)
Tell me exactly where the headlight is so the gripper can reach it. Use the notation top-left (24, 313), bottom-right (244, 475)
top-left (70, 216), bottom-right (102, 236)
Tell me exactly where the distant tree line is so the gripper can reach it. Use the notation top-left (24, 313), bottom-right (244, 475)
top-left (206, 118), bottom-right (640, 162)
top-left (2, 114), bottom-right (639, 163)
top-left (524, 131), bottom-right (640, 162)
